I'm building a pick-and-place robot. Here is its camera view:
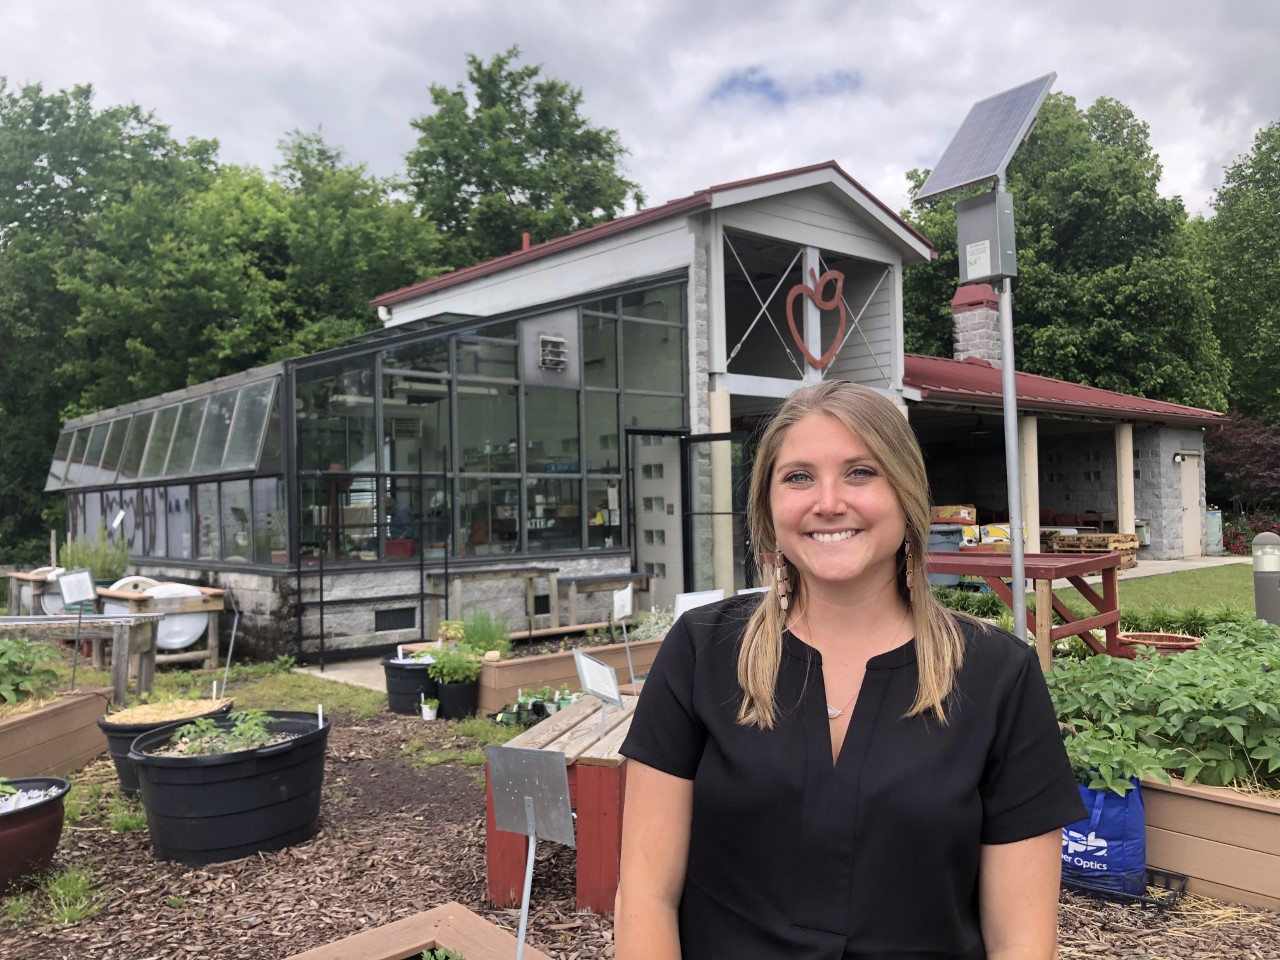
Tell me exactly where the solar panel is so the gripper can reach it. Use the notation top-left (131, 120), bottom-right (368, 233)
top-left (913, 73), bottom-right (1056, 203)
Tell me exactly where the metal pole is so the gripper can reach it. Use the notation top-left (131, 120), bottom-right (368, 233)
top-left (515, 796), bottom-right (538, 960)
top-left (997, 275), bottom-right (1028, 641)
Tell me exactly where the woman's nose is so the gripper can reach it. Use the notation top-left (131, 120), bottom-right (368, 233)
top-left (812, 477), bottom-right (846, 514)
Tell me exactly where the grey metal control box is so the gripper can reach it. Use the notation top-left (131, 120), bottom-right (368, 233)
top-left (956, 189), bottom-right (1017, 283)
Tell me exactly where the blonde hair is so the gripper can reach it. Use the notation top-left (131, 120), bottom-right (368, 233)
top-left (736, 380), bottom-right (966, 728)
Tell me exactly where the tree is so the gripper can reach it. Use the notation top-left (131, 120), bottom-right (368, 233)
top-left (902, 93), bottom-right (1229, 411)
top-left (0, 79), bottom-right (214, 560)
top-left (1205, 122), bottom-right (1280, 417)
top-left (404, 46), bottom-right (644, 266)
top-left (1206, 415), bottom-right (1280, 512)
top-left (58, 132), bottom-right (445, 412)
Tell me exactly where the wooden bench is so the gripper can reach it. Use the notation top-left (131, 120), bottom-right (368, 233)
top-left (0, 614), bottom-right (164, 704)
top-left (485, 693), bottom-right (637, 915)
top-left (556, 572), bottom-right (649, 626)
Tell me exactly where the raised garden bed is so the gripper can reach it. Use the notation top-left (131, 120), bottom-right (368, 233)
top-left (281, 900), bottom-right (551, 960)
top-left (0, 688), bottom-right (111, 778)
top-left (1142, 776), bottom-right (1280, 911)
top-left (477, 636), bottom-right (663, 715)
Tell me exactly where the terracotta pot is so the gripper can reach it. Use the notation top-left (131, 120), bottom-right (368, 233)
top-left (0, 777), bottom-right (71, 892)
top-left (1115, 632), bottom-right (1202, 658)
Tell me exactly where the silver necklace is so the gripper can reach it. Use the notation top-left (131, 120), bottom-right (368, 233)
top-left (824, 607), bottom-right (911, 720)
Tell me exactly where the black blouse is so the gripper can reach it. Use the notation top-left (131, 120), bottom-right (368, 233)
top-left (620, 596), bottom-right (1086, 960)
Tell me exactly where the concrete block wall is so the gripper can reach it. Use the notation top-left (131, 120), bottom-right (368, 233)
top-left (928, 450), bottom-right (1008, 518)
top-left (1037, 432), bottom-right (1117, 517)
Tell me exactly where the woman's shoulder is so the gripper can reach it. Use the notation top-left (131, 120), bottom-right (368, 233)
top-left (671, 593), bottom-right (761, 640)
top-left (949, 611), bottom-right (1038, 675)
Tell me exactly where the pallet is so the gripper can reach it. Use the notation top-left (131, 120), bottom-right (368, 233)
top-left (1048, 533), bottom-right (1138, 569)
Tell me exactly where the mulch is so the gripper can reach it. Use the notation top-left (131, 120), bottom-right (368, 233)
top-left (2, 709), bottom-right (1279, 960)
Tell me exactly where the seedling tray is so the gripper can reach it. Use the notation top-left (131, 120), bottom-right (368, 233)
top-left (1063, 867), bottom-right (1188, 912)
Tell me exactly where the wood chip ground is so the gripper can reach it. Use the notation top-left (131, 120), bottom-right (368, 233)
top-left (2, 709), bottom-right (1278, 959)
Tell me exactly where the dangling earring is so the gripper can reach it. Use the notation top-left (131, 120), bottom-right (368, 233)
top-left (757, 552), bottom-right (790, 611)
top-left (903, 539), bottom-right (914, 598)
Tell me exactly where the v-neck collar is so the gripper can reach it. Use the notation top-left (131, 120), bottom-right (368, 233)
top-left (782, 628), bottom-right (919, 670)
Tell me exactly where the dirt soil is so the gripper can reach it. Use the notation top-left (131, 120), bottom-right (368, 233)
top-left (3, 709), bottom-right (1279, 960)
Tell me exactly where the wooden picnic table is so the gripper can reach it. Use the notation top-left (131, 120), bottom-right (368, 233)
top-left (925, 551), bottom-right (1122, 670)
top-left (485, 693), bottom-right (637, 915)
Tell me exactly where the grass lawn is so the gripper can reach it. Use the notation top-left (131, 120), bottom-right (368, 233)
top-left (1055, 562), bottom-right (1254, 616)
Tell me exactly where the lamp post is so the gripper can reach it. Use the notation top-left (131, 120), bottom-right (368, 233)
top-left (1252, 531), bottom-right (1280, 627)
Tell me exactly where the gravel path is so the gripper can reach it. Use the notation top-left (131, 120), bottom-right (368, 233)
top-left (2, 709), bottom-right (1278, 959)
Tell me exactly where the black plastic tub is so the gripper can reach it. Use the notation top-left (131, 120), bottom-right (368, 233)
top-left (128, 710), bottom-right (330, 866)
top-left (437, 680), bottom-right (479, 721)
top-left (380, 656), bottom-right (438, 714)
top-left (97, 700), bottom-right (233, 796)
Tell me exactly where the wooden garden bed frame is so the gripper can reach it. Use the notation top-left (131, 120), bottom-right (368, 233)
top-left (0, 687), bottom-right (111, 778)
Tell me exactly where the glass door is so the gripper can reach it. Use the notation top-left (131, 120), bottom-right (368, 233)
top-left (681, 432), bottom-right (750, 595)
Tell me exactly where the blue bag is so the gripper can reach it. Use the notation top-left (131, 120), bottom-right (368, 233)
top-left (1060, 779), bottom-right (1146, 896)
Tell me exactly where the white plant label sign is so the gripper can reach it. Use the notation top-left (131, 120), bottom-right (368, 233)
top-left (573, 648), bottom-right (623, 708)
top-left (612, 583), bottom-right (633, 621)
top-left (57, 568), bottom-right (96, 606)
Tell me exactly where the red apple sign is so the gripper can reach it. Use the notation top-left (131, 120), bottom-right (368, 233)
top-left (784, 268), bottom-right (847, 369)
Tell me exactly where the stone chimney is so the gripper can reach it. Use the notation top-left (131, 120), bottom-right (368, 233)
top-left (951, 284), bottom-right (1001, 366)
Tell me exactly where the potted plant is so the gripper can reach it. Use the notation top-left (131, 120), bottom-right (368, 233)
top-left (59, 523), bottom-right (130, 611)
top-left (127, 708), bottom-right (331, 865)
top-left (0, 776), bottom-right (72, 892)
top-left (427, 649), bottom-right (482, 720)
top-left (97, 696), bottom-right (233, 795)
top-left (421, 697), bottom-right (439, 721)
top-left (381, 648), bottom-right (438, 715)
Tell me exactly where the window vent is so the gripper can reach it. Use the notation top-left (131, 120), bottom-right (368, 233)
top-left (539, 335), bottom-right (569, 371)
top-left (375, 607), bottom-right (416, 632)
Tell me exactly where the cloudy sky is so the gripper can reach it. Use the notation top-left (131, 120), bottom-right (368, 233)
top-left (2, 1), bottom-right (1276, 218)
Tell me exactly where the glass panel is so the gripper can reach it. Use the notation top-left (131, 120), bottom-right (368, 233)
top-left (139, 405), bottom-right (179, 479)
top-left (167, 485), bottom-right (193, 559)
top-left (587, 478), bottom-right (623, 550)
top-left (526, 477), bottom-right (581, 553)
top-left (382, 377), bottom-right (450, 474)
top-left (623, 393), bottom-right (686, 430)
top-left (65, 428), bottom-right (90, 486)
top-left (252, 477), bottom-right (286, 565)
top-left (99, 418), bottom-right (129, 484)
top-left (102, 489), bottom-right (125, 544)
top-left (460, 476), bottom-right (519, 556)
top-left (296, 358), bottom-right (378, 473)
top-left (195, 483), bottom-right (221, 560)
top-left (223, 380), bottom-right (275, 470)
top-left (193, 390), bottom-right (237, 472)
top-left (258, 389), bottom-right (284, 474)
top-left (581, 314), bottom-right (617, 388)
top-left (456, 321), bottom-right (517, 378)
top-left (525, 388), bottom-right (579, 474)
top-left (118, 488), bottom-right (143, 555)
top-left (47, 431), bottom-right (73, 488)
top-left (621, 284), bottom-right (682, 322)
top-left (297, 475), bottom-right (379, 561)
top-left (585, 393), bottom-right (620, 473)
top-left (383, 337), bottom-right (449, 377)
top-left (582, 297), bottom-right (616, 315)
top-left (685, 437), bottom-right (750, 594)
top-left (383, 477), bottom-right (451, 560)
top-left (458, 384), bottom-right (518, 473)
top-left (84, 491), bottom-right (102, 539)
top-left (82, 423), bottom-right (110, 485)
top-left (623, 321), bottom-right (683, 393)
top-left (221, 479), bottom-right (253, 560)
top-left (142, 486), bottom-right (166, 557)
top-left (164, 398), bottom-right (207, 477)
top-left (66, 493), bottom-right (85, 540)
top-left (119, 411), bottom-right (153, 482)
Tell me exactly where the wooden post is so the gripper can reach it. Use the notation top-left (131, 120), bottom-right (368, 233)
top-left (1034, 578), bottom-right (1054, 672)
top-left (575, 761), bottom-right (626, 914)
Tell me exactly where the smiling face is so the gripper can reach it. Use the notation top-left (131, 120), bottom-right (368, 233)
top-left (768, 412), bottom-right (907, 598)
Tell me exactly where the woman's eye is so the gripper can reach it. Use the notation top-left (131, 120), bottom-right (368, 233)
top-left (782, 471), bottom-right (812, 484)
top-left (848, 466), bottom-right (877, 480)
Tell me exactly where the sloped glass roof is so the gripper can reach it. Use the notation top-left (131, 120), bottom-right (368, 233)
top-left (46, 366), bottom-right (283, 491)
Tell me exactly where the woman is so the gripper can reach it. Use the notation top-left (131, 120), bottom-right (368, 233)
top-left (616, 381), bottom-right (1085, 959)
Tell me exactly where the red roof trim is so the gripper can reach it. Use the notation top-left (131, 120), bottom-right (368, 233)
top-left (903, 354), bottom-right (1225, 426)
top-left (372, 160), bottom-right (935, 309)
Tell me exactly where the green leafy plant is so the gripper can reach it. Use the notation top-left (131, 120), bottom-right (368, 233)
top-left (461, 608), bottom-right (510, 657)
top-left (631, 606), bottom-right (674, 641)
top-left (1047, 619), bottom-right (1280, 796)
top-left (422, 697), bottom-right (440, 709)
top-left (422, 948), bottom-right (466, 959)
top-left (437, 619), bottom-right (466, 645)
top-left (0, 636), bottom-right (61, 704)
top-left (173, 709), bottom-right (273, 756)
top-left (59, 522), bottom-right (129, 582)
top-left (426, 649), bottom-right (482, 685)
